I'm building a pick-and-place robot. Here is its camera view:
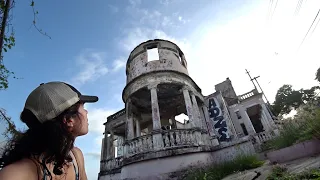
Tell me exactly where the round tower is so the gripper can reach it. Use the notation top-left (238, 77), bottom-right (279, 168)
top-left (122, 39), bottom-right (205, 140)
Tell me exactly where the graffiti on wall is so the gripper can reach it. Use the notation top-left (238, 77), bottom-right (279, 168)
top-left (208, 97), bottom-right (231, 141)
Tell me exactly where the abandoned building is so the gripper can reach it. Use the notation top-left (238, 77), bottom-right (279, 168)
top-left (98, 39), bottom-right (278, 180)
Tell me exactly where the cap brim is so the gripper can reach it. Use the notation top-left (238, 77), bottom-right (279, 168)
top-left (80, 95), bottom-right (99, 103)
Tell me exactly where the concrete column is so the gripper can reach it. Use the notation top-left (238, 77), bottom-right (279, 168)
top-left (149, 84), bottom-right (161, 130)
top-left (125, 99), bottom-right (134, 140)
top-left (182, 87), bottom-right (196, 127)
top-left (109, 130), bottom-right (114, 158)
top-left (148, 84), bottom-right (163, 149)
top-left (202, 106), bottom-right (214, 135)
top-left (261, 103), bottom-right (276, 128)
top-left (106, 135), bottom-right (111, 159)
top-left (261, 108), bottom-right (272, 131)
top-left (191, 93), bottom-right (202, 128)
top-left (101, 137), bottom-right (105, 161)
top-left (116, 136), bottom-right (124, 157)
top-left (170, 115), bottom-right (177, 129)
top-left (135, 117), bottom-right (141, 137)
top-left (199, 106), bottom-right (207, 130)
top-left (240, 107), bottom-right (256, 135)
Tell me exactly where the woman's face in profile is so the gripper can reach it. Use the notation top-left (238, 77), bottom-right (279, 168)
top-left (70, 103), bottom-right (89, 137)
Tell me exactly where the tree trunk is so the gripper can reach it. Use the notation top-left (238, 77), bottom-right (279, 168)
top-left (0, 0), bottom-right (11, 60)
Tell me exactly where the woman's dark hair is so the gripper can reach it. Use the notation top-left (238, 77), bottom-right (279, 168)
top-left (0, 102), bottom-right (82, 179)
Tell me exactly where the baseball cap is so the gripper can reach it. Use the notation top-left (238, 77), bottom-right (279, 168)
top-left (24, 81), bottom-right (98, 123)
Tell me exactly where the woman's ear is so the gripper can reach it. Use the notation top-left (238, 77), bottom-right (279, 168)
top-left (63, 117), bottom-right (75, 129)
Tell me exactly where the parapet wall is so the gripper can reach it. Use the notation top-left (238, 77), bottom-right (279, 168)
top-left (126, 39), bottom-right (188, 84)
top-left (99, 138), bottom-right (255, 180)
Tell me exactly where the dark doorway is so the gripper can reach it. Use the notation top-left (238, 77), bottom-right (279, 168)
top-left (247, 105), bottom-right (264, 133)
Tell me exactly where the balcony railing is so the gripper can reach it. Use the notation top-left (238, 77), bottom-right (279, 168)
top-left (250, 131), bottom-right (276, 145)
top-left (100, 156), bottom-right (123, 173)
top-left (124, 128), bottom-right (210, 157)
top-left (100, 128), bottom-right (212, 173)
top-left (238, 89), bottom-right (259, 101)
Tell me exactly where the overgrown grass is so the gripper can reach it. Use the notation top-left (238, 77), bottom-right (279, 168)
top-left (266, 109), bottom-right (320, 150)
top-left (267, 165), bottom-right (320, 180)
top-left (183, 155), bottom-right (265, 180)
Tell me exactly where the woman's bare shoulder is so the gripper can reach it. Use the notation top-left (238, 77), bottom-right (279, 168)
top-left (72, 147), bottom-right (85, 161)
top-left (0, 158), bottom-right (39, 180)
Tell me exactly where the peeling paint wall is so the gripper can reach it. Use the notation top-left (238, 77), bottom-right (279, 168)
top-left (126, 40), bottom-right (188, 84)
top-left (117, 140), bottom-right (254, 180)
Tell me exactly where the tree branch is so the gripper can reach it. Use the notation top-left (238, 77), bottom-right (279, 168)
top-left (30, 0), bottom-right (51, 39)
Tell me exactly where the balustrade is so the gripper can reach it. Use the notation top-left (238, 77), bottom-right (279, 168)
top-left (251, 131), bottom-right (276, 144)
top-left (124, 128), bottom-right (209, 157)
top-left (100, 156), bottom-right (123, 172)
top-left (99, 129), bottom-right (213, 174)
top-left (238, 90), bottom-right (258, 101)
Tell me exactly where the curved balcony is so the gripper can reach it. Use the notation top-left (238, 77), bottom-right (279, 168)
top-left (100, 128), bottom-right (213, 174)
top-left (99, 156), bottom-right (123, 175)
top-left (125, 128), bottom-right (211, 156)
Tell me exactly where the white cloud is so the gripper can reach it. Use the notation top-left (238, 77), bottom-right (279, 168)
top-left (129, 0), bottom-right (141, 6)
top-left (87, 107), bottom-right (118, 134)
top-left (160, 0), bottom-right (175, 6)
top-left (112, 57), bottom-right (126, 72)
top-left (119, 27), bottom-right (191, 54)
top-left (162, 16), bottom-right (173, 27)
top-left (108, 4), bottom-right (119, 13)
top-left (71, 50), bottom-right (108, 86)
top-left (119, 0), bottom-right (320, 105)
top-left (181, 0), bottom-right (320, 102)
top-left (86, 152), bottom-right (101, 159)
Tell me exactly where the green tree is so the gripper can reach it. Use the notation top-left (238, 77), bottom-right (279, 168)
top-left (316, 67), bottom-right (320, 83)
top-left (0, 108), bottom-right (21, 139)
top-left (0, 0), bottom-right (49, 90)
top-left (271, 84), bottom-right (320, 116)
top-left (0, 0), bottom-right (49, 138)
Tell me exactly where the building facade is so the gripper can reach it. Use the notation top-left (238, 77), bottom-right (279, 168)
top-left (98, 39), bottom-right (278, 180)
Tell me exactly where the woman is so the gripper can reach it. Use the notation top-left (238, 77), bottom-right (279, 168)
top-left (0, 81), bottom-right (98, 180)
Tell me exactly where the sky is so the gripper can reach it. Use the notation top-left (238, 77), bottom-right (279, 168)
top-left (0, 0), bottom-right (320, 179)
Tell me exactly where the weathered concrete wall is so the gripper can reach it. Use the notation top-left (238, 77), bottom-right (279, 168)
top-left (239, 94), bottom-right (263, 109)
top-left (122, 71), bottom-right (203, 103)
top-left (228, 104), bottom-right (244, 135)
top-left (211, 138), bottom-right (256, 163)
top-left (126, 40), bottom-right (188, 84)
top-left (240, 95), bottom-right (275, 132)
top-left (105, 112), bottom-right (126, 132)
top-left (229, 104), bottom-right (256, 136)
top-left (267, 139), bottom-right (320, 163)
top-left (215, 78), bottom-right (238, 105)
top-left (99, 172), bottom-right (121, 180)
top-left (117, 139), bottom-right (255, 180)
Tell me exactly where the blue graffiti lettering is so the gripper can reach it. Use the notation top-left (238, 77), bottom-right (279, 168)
top-left (208, 98), bottom-right (230, 141)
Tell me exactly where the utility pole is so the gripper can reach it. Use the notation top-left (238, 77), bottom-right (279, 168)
top-left (252, 76), bottom-right (271, 106)
top-left (245, 69), bottom-right (258, 90)
top-left (245, 69), bottom-right (271, 105)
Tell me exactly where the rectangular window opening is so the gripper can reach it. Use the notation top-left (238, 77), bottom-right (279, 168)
top-left (240, 123), bottom-right (249, 135)
top-left (147, 48), bottom-right (159, 62)
top-left (235, 111), bottom-right (242, 119)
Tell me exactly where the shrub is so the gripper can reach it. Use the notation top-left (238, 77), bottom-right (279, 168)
top-left (267, 108), bottom-right (320, 150)
top-left (267, 164), bottom-right (320, 179)
top-left (184, 155), bottom-right (264, 180)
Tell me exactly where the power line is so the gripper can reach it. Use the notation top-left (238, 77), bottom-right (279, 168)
top-left (267, 0), bottom-right (274, 23)
top-left (294, 0), bottom-right (303, 16)
top-left (270, 0), bottom-right (279, 21)
top-left (311, 12), bottom-right (320, 35)
top-left (297, 8), bottom-right (320, 51)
